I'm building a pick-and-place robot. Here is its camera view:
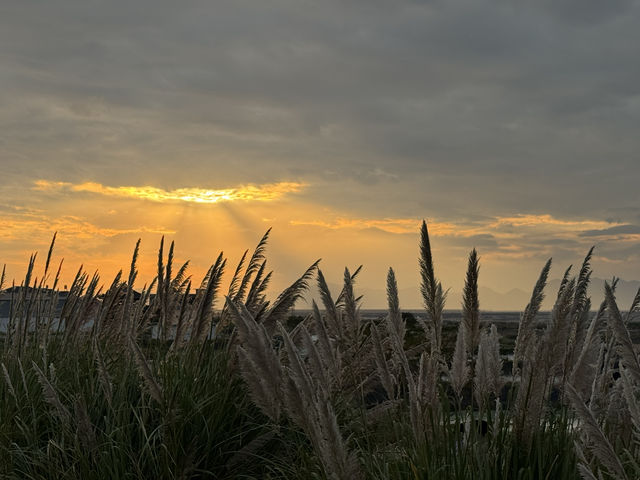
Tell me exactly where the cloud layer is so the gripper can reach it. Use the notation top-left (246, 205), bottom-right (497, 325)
top-left (1, 1), bottom-right (639, 301)
top-left (34, 180), bottom-right (307, 204)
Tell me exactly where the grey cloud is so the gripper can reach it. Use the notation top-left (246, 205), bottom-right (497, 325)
top-left (580, 225), bottom-right (640, 237)
top-left (1, 0), bottom-right (640, 222)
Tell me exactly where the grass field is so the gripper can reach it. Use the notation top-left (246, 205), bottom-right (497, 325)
top-left (0, 222), bottom-right (638, 479)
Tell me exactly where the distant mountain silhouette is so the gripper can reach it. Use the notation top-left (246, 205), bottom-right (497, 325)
top-left (300, 277), bottom-right (640, 312)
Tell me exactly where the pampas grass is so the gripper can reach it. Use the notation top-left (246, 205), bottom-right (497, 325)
top-left (2, 221), bottom-right (640, 479)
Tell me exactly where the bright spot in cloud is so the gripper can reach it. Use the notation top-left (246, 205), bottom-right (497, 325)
top-left (34, 180), bottom-right (308, 204)
top-left (289, 217), bottom-right (459, 235)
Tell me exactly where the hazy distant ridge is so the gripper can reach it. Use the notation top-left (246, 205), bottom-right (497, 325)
top-left (303, 277), bottom-right (640, 311)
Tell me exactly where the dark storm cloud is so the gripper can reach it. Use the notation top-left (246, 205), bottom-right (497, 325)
top-left (1, 0), bottom-right (639, 222)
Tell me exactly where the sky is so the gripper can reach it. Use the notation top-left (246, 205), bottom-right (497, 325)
top-left (1, 0), bottom-right (639, 309)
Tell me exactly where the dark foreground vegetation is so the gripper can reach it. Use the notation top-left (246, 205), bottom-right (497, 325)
top-left (0, 223), bottom-right (638, 479)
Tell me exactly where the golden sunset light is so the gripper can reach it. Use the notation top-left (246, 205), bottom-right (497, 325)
top-left (34, 179), bottom-right (308, 204)
top-left (2, 2), bottom-right (640, 477)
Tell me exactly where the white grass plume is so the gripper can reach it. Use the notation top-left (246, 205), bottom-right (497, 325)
top-left (419, 220), bottom-right (447, 355)
top-left (191, 252), bottom-right (226, 344)
top-left (311, 300), bottom-right (338, 376)
top-left (514, 258), bottom-right (551, 376)
top-left (462, 248), bottom-right (480, 355)
top-left (605, 281), bottom-right (640, 384)
top-left (226, 297), bottom-right (283, 422)
top-left (566, 383), bottom-right (628, 480)
top-left (278, 322), bottom-right (362, 480)
top-left (371, 321), bottom-right (396, 399)
top-left (386, 268), bottom-right (405, 343)
top-left (33, 361), bottom-right (71, 424)
top-left (449, 322), bottom-right (469, 400)
top-left (260, 260), bottom-right (319, 332)
top-left (317, 269), bottom-right (342, 337)
top-left (129, 337), bottom-right (164, 405)
top-left (571, 300), bottom-right (607, 399)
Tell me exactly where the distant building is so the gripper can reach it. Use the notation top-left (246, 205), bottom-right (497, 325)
top-left (0, 287), bottom-right (70, 331)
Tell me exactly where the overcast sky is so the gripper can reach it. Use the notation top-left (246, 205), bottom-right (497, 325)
top-left (1, 0), bottom-right (639, 308)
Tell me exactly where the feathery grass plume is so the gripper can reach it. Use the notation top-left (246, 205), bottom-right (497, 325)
top-left (520, 272), bottom-right (577, 420)
top-left (544, 276), bottom-right (576, 374)
top-left (342, 266), bottom-right (362, 340)
top-left (574, 442), bottom-right (601, 480)
top-left (245, 260), bottom-right (270, 315)
top-left (220, 231), bottom-right (271, 328)
top-left (165, 238), bottom-right (175, 295)
top-left (568, 248), bottom-right (594, 326)
top-left (383, 270), bottom-right (424, 440)
top-left (236, 228), bottom-right (271, 303)
top-left (513, 258), bottom-right (551, 376)
top-left (93, 270), bottom-right (124, 339)
top-left (417, 350), bottom-right (439, 409)
top-left (588, 341), bottom-right (608, 413)
top-left (32, 361), bottom-right (71, 424)
top-left (74, 395), bottom-right (98, 453)
top-left (620, 367), bottom-right (640, 440)
top-left (92, 338), bottom-right (113, 407)
top-left (43, 231), bottom-right (57, 278)
top-left (514, 335), bottom-right (551, 443)
top-left (474, 329), bottom-right (490, 408)
top-left (603, 378), bottom-right (629, 443)
top-left (486, 324), bottom-right (503, 397)
top-left (386, 268), bottom-right (405, 344)
top-left (335, 265), bottom-right (362, 308)
top-left (191, 252), bottom-right (226, 344)
top-left (278, 321), bottom-right (362, 480)
top-left (15, 253), bottom-right (37, 355)
top-left (300, 323), bottom-right (331, 392)
top-left (120, 239), bottom-right (140, 338)
top-left (227, 249), bottom-right (248, 301)
top-left (260, 259), bottom-right (319, 331)
top-left (627, 286), bottom-right (640, 322)
top-left (1, 363), bottom-right (17, 402)
top-left (40, 256), bottom-right (64, 348)
top-left (63, 271), bottom-right (101, 349)
top-left (311, 300), bottom-right (338, 377)
top-left (556, 263), bottom-right (573, 301)
top-left (566, 298), bottom-right (592, 377)
top-left (55, 264), bottom-right (87, 335)
top-left (170, 259), bottom-right (190, 293)
top-left (462, 248), bottom-right (481, 356)
top-left (129, 337), bottom-right (164, 405)
top-left (3, 280), bottom-right (16, 354)
top-left (384, 269), bottom-right (412, 384)
top-left (449, 322), bottom-right (469, 400)
top-left (317, 269), bottom-right (342, 337)
top-left (170, 280), bottom-right (192, 352)
top-left (17, 358), bottom-right (28, 401)
top-left (371, 321), bottom-right (396, 399)
top-left (226, 297), bottom-right (283, 422)
top-left (132, 279), bottom-right (156, 339)
top-left (566, 383), bottom-right (628, 480)
top-left (605, 281), bottom-right (640, 385)
top-left (571, 299), bottom-right (608, 398)
top-left (156, 236), bottom-right (167, 340)
top-left (419, 220), bottom-right (447, 355)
